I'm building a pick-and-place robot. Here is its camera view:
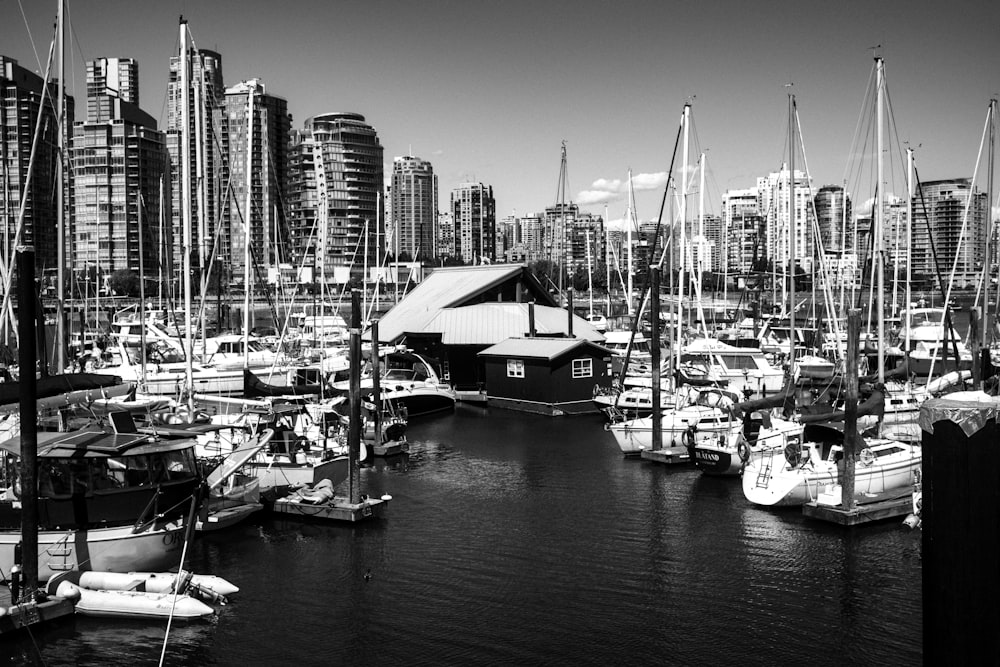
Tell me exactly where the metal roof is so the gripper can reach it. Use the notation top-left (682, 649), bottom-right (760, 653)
top-left (422, 303), bottom-right (605, 345)
top-left (478, 337), bottom-right (611, 361)
top-left (369, 264), bottom-right (556, 343)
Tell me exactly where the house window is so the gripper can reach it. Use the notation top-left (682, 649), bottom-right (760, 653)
top-left (572, 358), bottom-right (593, 378)
top-left (507, 359), bottom-right (525, 378)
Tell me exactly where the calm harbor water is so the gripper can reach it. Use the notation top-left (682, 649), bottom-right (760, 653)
top-left (10, 404), bottom-right (921, 666)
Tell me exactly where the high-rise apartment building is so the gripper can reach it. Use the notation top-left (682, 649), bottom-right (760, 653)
top-left (72, 58), bottom-right (167, 278)
top-left (436, 212), bottom-right (455, 259)
top-left (911, 178), bottom-right (987, 287)
top-left (390, 155), bottom-right (437, 262)
top-left (87, 57), bottom-right (138, 122)
top-left (165, 28), bottom-right (224, 288)
top-left (288, 112), bottom-right (384, 282)
top-left (814, 185), bottom-right (852, 254)
top-left (450, 183), bottom-right (495, 265)
top-left (722, 187), bottom-right (760, 274)
top-left (218, 79), bottom-right (290, 281)
top-left (757, 165), bottom-right (816, 271)
top-left (0, 56), bottom-right (73, 276)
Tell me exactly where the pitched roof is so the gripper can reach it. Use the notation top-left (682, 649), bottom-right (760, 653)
top-left (478, 337), bottom-right (611, 361)
top-left (370, 264), bottom-right (556, 343)
top-left (422, 303), bottom-right (605, 345)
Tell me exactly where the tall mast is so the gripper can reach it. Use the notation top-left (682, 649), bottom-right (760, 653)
top-left (875, 57), bottom-right (886, 384)
top-left (626, 169), bottom-right (634, 316)
top-left (905, 147), bottom-right (913, 357)
top-left (180, 18), bottom-right (194, 413)
top-left (55, 0), bottom-right (66, 374)
top-left (788, 93), bottom-right (796, 371)
top-left (604, 204), bottom-right (610, 317)
top-left (557, 142), bottom-right (567, 301)
top-left (243, 84), bottom-right (254, 371)
top-left (675, 103), bottom-right (690, 375)
top-left (984, 99), bottom-right (997, 350)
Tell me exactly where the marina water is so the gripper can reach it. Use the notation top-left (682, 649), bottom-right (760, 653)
top-left (10, 405), bottom-right (921, 665)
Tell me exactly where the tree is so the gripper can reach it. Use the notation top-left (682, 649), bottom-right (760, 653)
top-left (108, 269), bottom-right (140, 297)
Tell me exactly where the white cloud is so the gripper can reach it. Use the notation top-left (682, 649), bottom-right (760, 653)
top-left (631, 171), bottom-right (668, 191)
top-left (577, 189), bottom-right (619, 206)
top-left (575, 171), bottom-right (668, 207)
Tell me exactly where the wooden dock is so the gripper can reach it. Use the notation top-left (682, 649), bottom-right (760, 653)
top-left (802, 488), bottom-right (914, 526)
top-left (640, 445), bottom-right (691, 465)
top-left (272, 495), bottom-right (391, 523)
top-left (0, 586), bottom-right (76, 637)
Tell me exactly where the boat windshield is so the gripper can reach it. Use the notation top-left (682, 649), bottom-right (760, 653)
top-left (908, 310), bottom-right (944, 328)
top-left (37, 448), bottom-right (198, 496)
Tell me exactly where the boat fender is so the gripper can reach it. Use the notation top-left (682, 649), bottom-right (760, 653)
top-left (784, 443), bottom-right (801, 467)
top-left (683, 427), bottom-right (695, 449)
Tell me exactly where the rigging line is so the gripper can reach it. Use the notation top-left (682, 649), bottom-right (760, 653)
top-left (842, 61), bottom-right (879, 187)
top-left (0, 29), bottom-right (57, 342)
top-left (16, 0), bottom-right (43, 75)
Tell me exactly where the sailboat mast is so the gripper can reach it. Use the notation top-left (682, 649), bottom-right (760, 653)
top-left (604, 204), bottom-right (610, 317)
top-left (875, 57), bottom-right (886, 384)
top-left (55, 0), bottom-right (66, 374)
top-left (788, 93), bottom-right (796, 371)
top-left (180, 18), bottom-right (194, 412)
top-left (243, 85), bottom-right (254, 371)
top-left (587, 228), bottom-right (593, 316)
top-left (675, 104), bottom-right (690, 375)
top-left (626, 170), bottom-right (634, 316)
top-left (906, 147), bottom-right (913, 356)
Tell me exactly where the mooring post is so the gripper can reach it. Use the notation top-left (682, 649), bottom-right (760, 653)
top-left (841, 308), bottom-right (859, 509)
top-left (348, 288), bottom-right (362, 505)
top-left (920, 393), bottom-right (1000, 665)
top-left (650, 267), bottom-right (662, 452)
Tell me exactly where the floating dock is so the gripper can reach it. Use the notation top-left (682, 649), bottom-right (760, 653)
top-left (272, 495), bottom-right (391, 523)
top-left (802, 488), bottom-right (914, 526)
top-left (0, 587), bottom-right (76, 637)
top-left (371, 440), bottom-right (408, 457)
top-left (640, 445), bottom-right (691, 465)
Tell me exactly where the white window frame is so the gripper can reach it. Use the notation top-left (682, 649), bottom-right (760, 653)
top-left (572, 358), bottom-right (593, 379)
top-left (507, 359), bottom-right (525, 378)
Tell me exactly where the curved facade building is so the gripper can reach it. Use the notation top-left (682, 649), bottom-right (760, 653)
top-left (289, 112), bottom-right (384, 282)
top-left (814, 185), bottom-right (852, 253)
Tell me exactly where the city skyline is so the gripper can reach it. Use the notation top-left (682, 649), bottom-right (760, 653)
top-left (3, 0), bottom-right (999, 230)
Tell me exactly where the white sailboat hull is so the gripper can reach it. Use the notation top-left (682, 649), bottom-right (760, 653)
top-left (0, 520), bottom-right (186, 584)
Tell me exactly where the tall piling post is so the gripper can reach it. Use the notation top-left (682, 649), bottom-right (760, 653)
top-left (920, 393), bottom-right (1000, 665)
top-left (348, 288), bottom-right (362, 505)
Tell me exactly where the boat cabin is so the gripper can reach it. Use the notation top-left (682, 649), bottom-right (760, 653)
top-left (0, 429), bottom-right (200, 531)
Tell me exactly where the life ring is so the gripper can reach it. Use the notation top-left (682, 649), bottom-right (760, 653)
top-left (737, 437), bottom-right (751, 463)
top-left (859, 448), bottom-right (875, 466)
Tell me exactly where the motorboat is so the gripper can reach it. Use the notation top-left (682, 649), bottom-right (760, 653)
top-left (0, 427), bottom-right (202, 582)
top-left (331, 350), bottom-right (456, 418)
top-left (893, 307), bottom-right (972, 378)
top-left (741, 422), bottom-right (921, 507)
top-left (680, 338), bottom-right (786, 399)
top-left (196, 334), bottom-right (284, 371)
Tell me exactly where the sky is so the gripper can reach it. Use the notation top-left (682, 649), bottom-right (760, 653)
top-left (4, 0), bottom-right (999, 229)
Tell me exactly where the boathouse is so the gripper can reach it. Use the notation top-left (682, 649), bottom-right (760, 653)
top-left (367, 264), bottom-right (604, 400)
top-left (478, 337), bottom-right (612, 416)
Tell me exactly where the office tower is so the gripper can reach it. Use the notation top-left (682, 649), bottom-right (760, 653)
top-left (0, 56), bottom-right (73, 277)
top-left (911, 178), bottom-right (987, 287)
top-left (451, 183), bottom-right (495, 265)
top-left (390, 155), bottom-right (438, 262)
top-left (218, 79), bottom-right (290, 282)
top-left (87, 57), bottom-right (138, 122)
top-left (288, 112), bottom-right (384, 282)
top-left (165, 29), bottom-right (224, 289)
top-left (72, 57), bottom-right (167, 279)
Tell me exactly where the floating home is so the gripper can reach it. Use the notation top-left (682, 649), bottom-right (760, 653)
top-left (478, 338), bottom-right (613, 416)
